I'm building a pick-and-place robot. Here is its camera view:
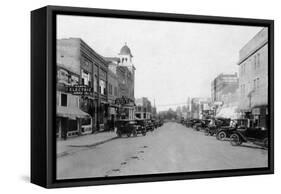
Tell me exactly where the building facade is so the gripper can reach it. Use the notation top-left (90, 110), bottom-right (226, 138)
top-left (211, 73), bottom-right (239, 103)
top-left (106, 43), bottom-right (136, 120)
top-left (56, 67), bottom-right (90, 139)
top-left (57, 38), bottom-right (109, 137)
top-left (237, 28), bottom-right (268, 128)
top-left (107, 69), bottom-right (119, 130)
top-left (190, 97), bottom-right (212, 119)
top-left (135, 97), bottom-right (152, 120)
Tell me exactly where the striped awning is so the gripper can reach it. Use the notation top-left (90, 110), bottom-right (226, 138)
top-left (216, 106), bottom-right (239, 119)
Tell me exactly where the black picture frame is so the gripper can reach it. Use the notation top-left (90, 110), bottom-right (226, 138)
top-left (31, 5), bottom-right (274, 188)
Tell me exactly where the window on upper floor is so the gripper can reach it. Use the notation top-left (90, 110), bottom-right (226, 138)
top-left (57, 68), bottom-right (69, 84)
top-left (81, 70), bottom-right (91, 87)
top-left (254, 77), bottom-right (260, 91)
top-left (100, 79), bottom-right (106, 95)
top-left (61, 93), bottom-right (67, 107)
top-left (108, 83), bottom-right (113, 95)
top-left (70, 75), bottom-right (79, 86)
top-left (257, 53), bottom-right (260, 69)
top-left (240, 84), bottom-right (245, 96)
top-left (254, 55), bottom-right (257, 70)
top-left (114, 86), bottom-right (118, 96)
top-left (94, 75), bottom-right (98, 92)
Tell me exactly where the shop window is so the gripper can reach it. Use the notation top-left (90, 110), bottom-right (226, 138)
top-left (81, 117), bottom-right (91, 126)
top-left (61, 94), bottom-right (67, 107)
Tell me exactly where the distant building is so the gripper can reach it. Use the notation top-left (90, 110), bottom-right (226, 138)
top-left (191, 97), bottom-right (211, 119)
top-left (135, 97), bottom-right (152, 120)
top-left (211, 73), bottom-right (239, 103)
top-left (237, 28), bottom-right (268, 128)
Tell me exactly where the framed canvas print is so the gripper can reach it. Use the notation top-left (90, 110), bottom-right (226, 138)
top-left (31, 5), bottom-right (274, 188)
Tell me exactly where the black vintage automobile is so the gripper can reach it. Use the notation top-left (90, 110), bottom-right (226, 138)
top-left (135, 119), bottom-right (148, 136)
top-left (190, 119), bottom-right (202, 129)
top-left (216, 119), bottom-right (248, 140)
top-left (151, 119), bottom-right (158, 129)
top-left (193, 119), bottom-right (210, 131)
top-left (184, 119), bottom-right (193, 128)
top-left (116, 120), bottom-right (146, 137)
top-left (146, 120), bottom-right (155, 132)
top-left (230, 123), bottom-right (268, 148)
top-left (157, 119), bottom-right (164, 127)
top-left (205, 118), bottom-right (231, 136)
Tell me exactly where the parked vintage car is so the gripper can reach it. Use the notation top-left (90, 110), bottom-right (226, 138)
top-left (158, 119), bottom-right (164, 127)
top-left (151, 119), bottom-right (158, 129)
top-left (146, 120), bottom-right (155, 132)
top-left (190, 119), bottom-right (202, 129)
top-left (184, 119), bottom-right (193, 128)
top-left (134, 119), bottom-right (148, 136)
top-left (116, 120), bottom-right (146, 137)
top-left (193, 119), bottom-right (210, 131)
top-left (230, 123), bottom-right (268, 148)
top-left (216, 119), bottom-right (248, 140)
top-left (205, 118), bottom-right (231, 136)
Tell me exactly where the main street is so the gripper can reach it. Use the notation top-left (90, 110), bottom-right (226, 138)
top-left (57, 122), bottom-right (268, 180)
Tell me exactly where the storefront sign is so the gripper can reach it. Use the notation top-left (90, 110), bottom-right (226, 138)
top-left (66, 85), bottom-right (93, 96)
top-left (115, 96), bottom-right (134, 105)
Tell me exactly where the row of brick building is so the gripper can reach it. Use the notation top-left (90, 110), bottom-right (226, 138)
top-left (211, 27), bottom-right (268, 129)
top-left (56, 38), bottom-right (136, 139)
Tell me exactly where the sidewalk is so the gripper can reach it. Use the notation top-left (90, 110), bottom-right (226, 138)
top-left (57, 131), bottom-right (118, 158)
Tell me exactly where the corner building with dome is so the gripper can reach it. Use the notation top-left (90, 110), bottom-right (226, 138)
top-left (105, 43), bottom-right (136, 124)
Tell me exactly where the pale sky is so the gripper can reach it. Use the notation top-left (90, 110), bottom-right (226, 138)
top-left (57, 15), bottom-right (262, 111)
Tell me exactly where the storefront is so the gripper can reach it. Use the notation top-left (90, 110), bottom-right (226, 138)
top-left (215, 106), bottom-right (239, 119)
top-left (98, 101), bottom-right (109, 131)
top-left (252, 105), bottom-right (268, 129)
top-left (56, 106), bottom-right (90, 139)
top-left (107, 104), bottom-right (119, 131)
top-left (115, 96), bottom-right (135, 120)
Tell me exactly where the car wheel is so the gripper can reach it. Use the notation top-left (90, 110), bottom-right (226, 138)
top-left (217, 131), bottom-right (227, 140)
top-left (142, 132), bottom-right (146, 136)
top-left (230, 134), bottom-right (242, 146)
top-left (127, 133), bottom-right (131, 137)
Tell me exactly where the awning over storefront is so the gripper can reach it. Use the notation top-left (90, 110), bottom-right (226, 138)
top-left (216, 106), bottom-right (239, 119)
top-left (57, 106), bottom-right (90, 119)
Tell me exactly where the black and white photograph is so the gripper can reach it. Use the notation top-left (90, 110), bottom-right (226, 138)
top-left (55, 14), bottom-right (270, 180)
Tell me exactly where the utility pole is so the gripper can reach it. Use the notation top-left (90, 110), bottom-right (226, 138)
top-left (154, 98), bottom-right (156, 118)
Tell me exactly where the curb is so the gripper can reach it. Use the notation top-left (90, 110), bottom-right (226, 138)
top-left (57, 136), bottom-right (118, 158)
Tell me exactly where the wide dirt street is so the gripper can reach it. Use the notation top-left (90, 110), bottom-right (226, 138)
top-left (57, 122), bottom-right (268, 179)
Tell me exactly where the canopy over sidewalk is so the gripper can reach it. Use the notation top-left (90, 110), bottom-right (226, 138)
top-left (216, 106), bottom-right (239, 119)
top-left (57, 106), bottom-right (90, 119)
